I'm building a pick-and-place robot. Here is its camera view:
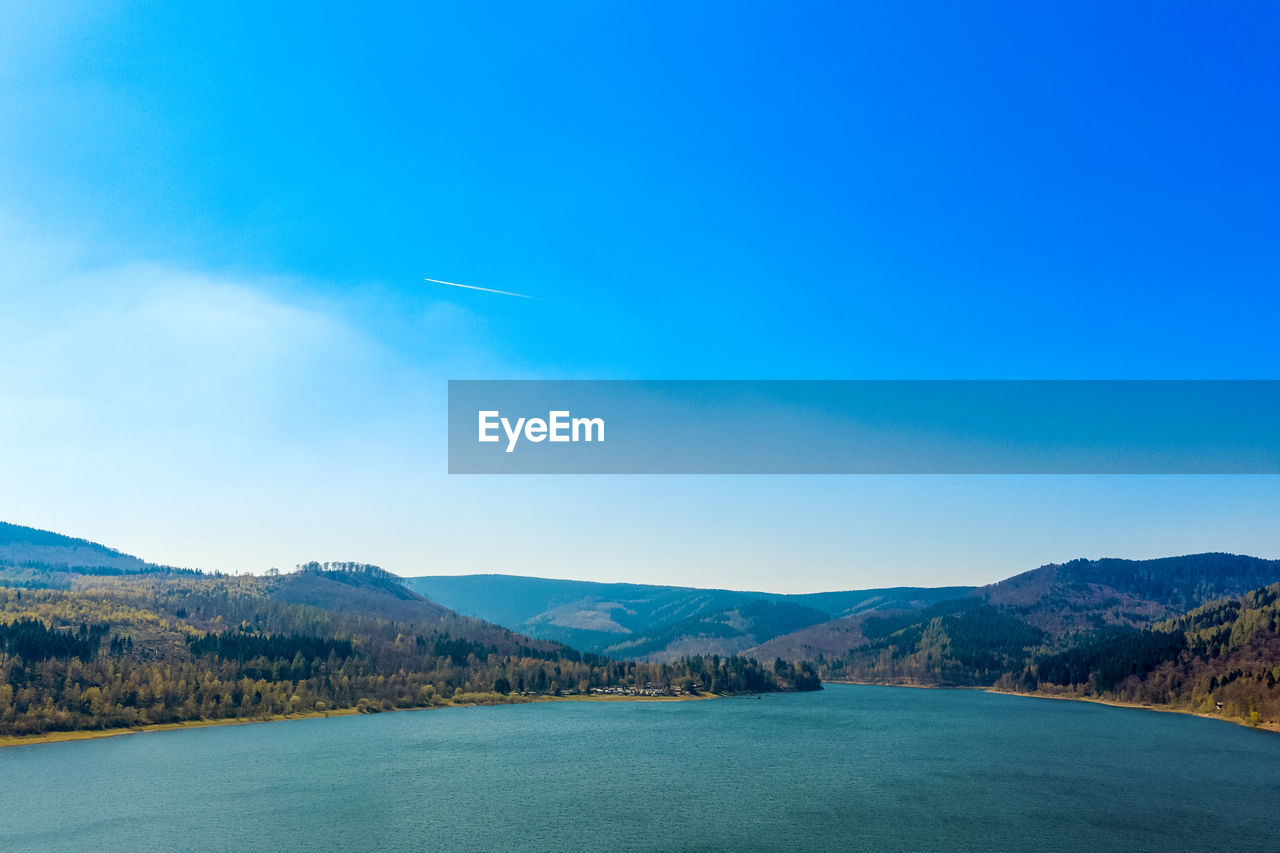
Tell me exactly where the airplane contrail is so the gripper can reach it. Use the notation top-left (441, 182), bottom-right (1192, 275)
top-left (424, 277), bottom-right (539, 300)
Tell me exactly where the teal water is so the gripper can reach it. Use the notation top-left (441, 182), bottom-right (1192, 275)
top-left (2, 684), bottom-right (1277, 852)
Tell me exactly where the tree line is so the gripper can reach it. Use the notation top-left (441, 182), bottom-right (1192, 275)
top-left (0, 573), bottom-right (815, 737)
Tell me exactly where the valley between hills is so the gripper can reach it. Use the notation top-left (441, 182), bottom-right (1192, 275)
top-left (3, 520), bottom-right (1280, 744)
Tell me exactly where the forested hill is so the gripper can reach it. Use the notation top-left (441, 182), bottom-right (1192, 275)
top-left (811, 553), bottom-right (1280, 727)
top-left (987, 583), bottom-right (1280, 726)
top-left (0, 530), bottom-right (816, 739)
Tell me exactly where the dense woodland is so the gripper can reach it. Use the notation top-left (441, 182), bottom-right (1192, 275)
top-left (818, 583), bottom-right (1280, 726)
top-left (0, 565), bottom-right (814, 737)
top-left (1003, 584), bottom-right (1280, 724)
top-left (819, 600), bottom-right (1048, 686)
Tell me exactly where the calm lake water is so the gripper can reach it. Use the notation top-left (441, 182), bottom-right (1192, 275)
top-left (2, 684), bottom-right (1277, 852)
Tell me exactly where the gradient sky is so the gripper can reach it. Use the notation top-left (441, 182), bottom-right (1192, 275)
top-left (1, 2), bottom-right (1277, 592)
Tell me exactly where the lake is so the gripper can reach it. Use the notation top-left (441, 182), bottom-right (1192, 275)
top-left (2, 684), bottom-right (1277, 852)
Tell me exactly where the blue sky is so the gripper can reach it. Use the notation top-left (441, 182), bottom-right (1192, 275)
top-left (1, 2), bottom-right (1277, 591)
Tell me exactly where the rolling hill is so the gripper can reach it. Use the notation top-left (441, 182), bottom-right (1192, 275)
top-left (0, 524), bottom-right (809, 739)
top-left (8, 520), bottom-right (1277, 731)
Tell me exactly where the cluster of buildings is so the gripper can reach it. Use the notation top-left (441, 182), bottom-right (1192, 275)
top-left (508, 682), bottom-right (705, 699)
top-left (589, 682), bottom-right (701, 697)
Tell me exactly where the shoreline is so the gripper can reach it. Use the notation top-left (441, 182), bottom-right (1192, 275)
top-left (0, 691), bottom-right (718, 751)
top-left (822, 679), bottom-right (1280, 735)
top-left (985, 688), bottom-right (1280, 735)
top-left (12, 681), bottom-right (1272, 749)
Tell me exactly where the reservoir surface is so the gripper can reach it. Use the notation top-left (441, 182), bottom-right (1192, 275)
top-left (2, 684), bottom-right (1275, 852)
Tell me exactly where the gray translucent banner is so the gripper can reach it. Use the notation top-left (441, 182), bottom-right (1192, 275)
top-left (447, 380), bottom-right (1280, 474)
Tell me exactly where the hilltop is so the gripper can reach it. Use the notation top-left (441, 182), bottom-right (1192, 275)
top-left (0, 521), bottom-right (192, 582)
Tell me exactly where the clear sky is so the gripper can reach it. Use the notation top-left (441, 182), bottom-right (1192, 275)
top-left (1, 2), bottom-right (1277, 591)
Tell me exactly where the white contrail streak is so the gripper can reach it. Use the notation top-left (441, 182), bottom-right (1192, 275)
top-left (424, 277), bottom-right (539, 300)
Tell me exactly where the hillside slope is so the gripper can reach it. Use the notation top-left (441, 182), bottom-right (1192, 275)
top-left (0, 521), bottom-right (183, 579)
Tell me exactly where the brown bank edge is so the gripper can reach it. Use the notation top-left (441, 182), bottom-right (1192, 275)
top-left (823, 679), bottom-right (1280, 735)
top-left (0, 691), bottom-right (720, 750)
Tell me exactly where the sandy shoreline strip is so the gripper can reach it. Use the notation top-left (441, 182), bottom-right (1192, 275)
top-left (0, 691), bottom-right (716, 750)
top-left (822, 679), bottom-right (1280, 735)
top-left (10, 681), bottom-right (1272, 749)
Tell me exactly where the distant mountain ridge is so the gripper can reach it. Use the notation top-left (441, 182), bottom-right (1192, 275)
top-left (409, 554), bottom-right (1280, 667)
top-left (751, 552), bottom-right (1280, 663)
top-left (406, 574), bottom-right (973, 661)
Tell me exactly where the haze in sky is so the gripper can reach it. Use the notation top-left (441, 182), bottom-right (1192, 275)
top-left (1, 3), bottom-right (1277, 592)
